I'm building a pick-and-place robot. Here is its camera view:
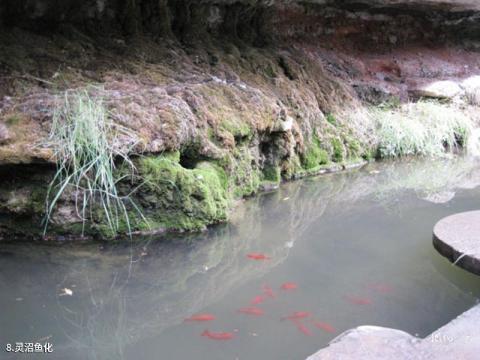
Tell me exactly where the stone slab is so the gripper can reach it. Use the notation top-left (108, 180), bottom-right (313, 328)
top-left (433, 210), bottom-right (480, 275)
top-left (307, 305), bottom-right (480, 360)
top-left (306, 326), bottom-right (419, 360)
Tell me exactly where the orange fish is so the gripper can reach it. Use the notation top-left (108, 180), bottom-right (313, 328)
top-left (184, 314), bottom-right (216, 322)
top-left (237, 307), bottom-right (264, 316)
top-left (281, 282), bottom-right (298, 291)
top-left (311, 320), bottom-right (335, 333)
top-left (251, 295), bottom-right (266, 305)
top-left (282, 311), bottom-right (311, 320)
top-left (345, 295), bottom-right (372, 305)
top-left (201, 330), bottom-right (234, 340)
top-left (292, 319), bottom-right (313, 336)
top-left (262, 284), bottom-right (275, 298)
top-left (367, 283), bottom-right (393, 294)
top-left (247, 253), bottom-right (270, 260)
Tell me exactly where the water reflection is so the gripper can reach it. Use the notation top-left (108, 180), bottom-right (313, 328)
top-left (1, 157), bottom-right (480, 360)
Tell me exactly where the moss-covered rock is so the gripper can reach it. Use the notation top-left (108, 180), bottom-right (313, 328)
top-left (301, 135), bottom-right (329, 170)
top-left (123, 153), bottom-right (230, 232)
top-left (226, 147), bottom-right (261, 198)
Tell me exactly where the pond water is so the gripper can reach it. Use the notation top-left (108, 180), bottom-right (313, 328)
top-left (2, 158), bottom-right (480, 360)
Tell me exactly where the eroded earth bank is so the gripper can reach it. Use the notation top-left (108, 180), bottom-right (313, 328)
top-left (1, 0), bottom-right (480, 239)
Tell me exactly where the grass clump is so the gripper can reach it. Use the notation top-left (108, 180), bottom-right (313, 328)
top-left (44, 88), bottom-right (142, 237)
top-left (346, 137), bottom-right (361, 158)
top-left (372, 100), bottom-right (473, 158)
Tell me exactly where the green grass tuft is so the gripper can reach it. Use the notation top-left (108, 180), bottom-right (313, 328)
top-left (372, 100), bottom-right (473, 158)
top-left (44, 88), bottom-right (143, 237)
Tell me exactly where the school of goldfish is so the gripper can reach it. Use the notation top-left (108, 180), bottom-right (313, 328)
top-left (184, 252), bottom-right (393, 341)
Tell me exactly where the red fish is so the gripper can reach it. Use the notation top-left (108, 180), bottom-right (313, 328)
top-left (251, 295), bottom-right (266, 305)
top-left (247, 253), bottom-right (270, 260)
top-left (262, 284), bottom-right (275, 298)
top-left (281, 282), bottom-right (298, 291)
top-left (311, 320), bottom-right (336, 333)
top-left (345, 295), bottom-right (372, 305)
top-left (367, 283), bottom-right (393, 294)
top-left (184, 314), bottom-right (215, 322)
top-left (201, 330), bottom-right (234, 340)
top-left (282, 311), bottom-right (311, 320)
top-left (292, 319), bottom-right (313, 336)
top-left (237, 307), bottom-right (264, 316)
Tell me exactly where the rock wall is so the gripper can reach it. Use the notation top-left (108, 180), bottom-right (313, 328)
top-left (1, 1), bottom-right (480, 39)
top-left (0, 0), bottom-right (479, 239)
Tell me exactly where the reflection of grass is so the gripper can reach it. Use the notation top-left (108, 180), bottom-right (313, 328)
top-left (44, 89), bottom-right (142, 236)
top-left (318, 157), bottom-right (480, 210)
top-left (370, 158), bottom-right (480, 206)
top-left (372, 101), bottom-right (473, 158)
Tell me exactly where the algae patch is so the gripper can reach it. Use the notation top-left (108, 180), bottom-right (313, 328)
top-left (301, 134), bottom-right (329, 170)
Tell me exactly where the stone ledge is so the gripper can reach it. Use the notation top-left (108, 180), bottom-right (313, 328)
top-left (433, 210), bottom-right (480, 276)
top-left (307, 305), bottom-right (480, 360)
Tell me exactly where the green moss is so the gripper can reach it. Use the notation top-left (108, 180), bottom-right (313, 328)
top-left (301, 135), bottom-right (329, 170)
top-left (280, 155), bottom-right (301, 179)
top-left (206, 127), bottom-right (216, 141)
top-left (2, 116), bottom-right (374, 239)
top-left (220, 118), bottom-right (252, 140)
top-left (326, 113), bottom-right (337, 126)
top-left (113, 154), bottom-right (231, 233)
top-left (347, 138), bottom-right (361, 158)
top-left (199, 162), bottom-right (229, 190)
top-left (228, 147), bottom-right (261, 198)
top-left (162, 150), bottom-right (181, 163)
top-left (211, 147), bottom-right (262, 199)
top-left (262, 164), bottom-right (281, 183)
top-left (331, 138), bottom-right (344, 163)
